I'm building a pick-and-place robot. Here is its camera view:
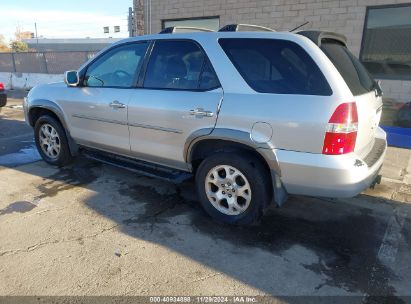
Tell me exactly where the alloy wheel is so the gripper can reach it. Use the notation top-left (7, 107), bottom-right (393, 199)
top-left (205, 165), bottom-right (252, 216)
top-left (39, 123), bottom-right (61, 159)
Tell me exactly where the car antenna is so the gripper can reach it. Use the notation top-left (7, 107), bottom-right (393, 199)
top-left (289, 21), bottom-right (309, 32)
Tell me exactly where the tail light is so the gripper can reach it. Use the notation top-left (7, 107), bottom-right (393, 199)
top-left (0, 83), bottom-right (4, 90)
top-left (322, 102), bottom-right (358, 155)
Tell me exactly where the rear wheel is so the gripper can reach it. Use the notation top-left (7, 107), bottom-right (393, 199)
top-left (195, 152), bottom-right (271, 225)
top-left (34, 115), bottom-right (73, 166)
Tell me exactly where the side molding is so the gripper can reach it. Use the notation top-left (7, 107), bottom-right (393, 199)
top-left (271, 171), bottom-right (288, 206)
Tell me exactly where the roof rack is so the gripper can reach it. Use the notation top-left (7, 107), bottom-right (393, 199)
top-left (159, 26), bottom-right (214, 34)
top-left (219, 24), bottom-right (275, 32)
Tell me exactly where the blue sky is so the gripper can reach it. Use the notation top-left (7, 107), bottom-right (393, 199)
top-left (0, 0), bottom-right (133, 41)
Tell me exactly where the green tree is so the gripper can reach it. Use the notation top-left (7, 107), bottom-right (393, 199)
top-left (10, 40), bottom-right (29, 52)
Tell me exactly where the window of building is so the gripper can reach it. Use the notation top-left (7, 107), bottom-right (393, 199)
top-left (360, 4), bottom-right (411, 80)
top-left (162, 17), bottom-right (220, 31)
top-left (143, 40), bottom-right (219, 90)
top-left (84, 42), bottom-right (148, 88)
top-left (219, 38), bottom-right (332, 96)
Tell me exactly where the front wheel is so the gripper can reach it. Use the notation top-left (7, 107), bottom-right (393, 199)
top-left (34, 115), bottom-right (73, 167)
top-left (195, 152), bottom-right (271, 225)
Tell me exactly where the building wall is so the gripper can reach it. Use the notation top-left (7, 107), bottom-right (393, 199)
top-left (0, 72), bottom-right (63, 90)
top-left (134, 0), bottom-right (411, 103)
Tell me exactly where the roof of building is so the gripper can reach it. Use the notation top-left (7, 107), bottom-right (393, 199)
top-left (23, 38), bottom-right (123, 52)
top-left (23, 38), bottom-right (122, 44)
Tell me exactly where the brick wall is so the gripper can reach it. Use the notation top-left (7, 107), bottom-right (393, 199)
top-left (134, 0), bottom-right (411, 103)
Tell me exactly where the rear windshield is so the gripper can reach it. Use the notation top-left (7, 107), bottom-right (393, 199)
top-left (219, 38), bottom-right (332, 96)
top-left (320, 40), bottom-right (375, 96)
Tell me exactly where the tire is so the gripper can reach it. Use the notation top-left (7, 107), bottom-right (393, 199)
top-left (195, 152), bottom-right (271, 225)
top-left (34, 115), bottom-right (73, 167)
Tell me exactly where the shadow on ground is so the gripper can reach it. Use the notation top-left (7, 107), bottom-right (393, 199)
top-left (0, 109), bottom-right (41, 167)
top-left (4, 156), bottom-right (409, 303)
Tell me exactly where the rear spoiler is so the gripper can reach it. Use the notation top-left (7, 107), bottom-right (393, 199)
top-left (297, 31), bottom-right (347, 47)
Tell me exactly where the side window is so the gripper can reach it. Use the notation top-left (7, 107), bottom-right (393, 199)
top-left (84, 42), bottom-right (148, 88)
top-left (321, 40), bottom-right (374, 96)
top-left (219, 38), bottom-right (332, 96)
top-left (144, 40), bottom-right (218, 90)
top-left (199, 59), bottom-right (220, 90)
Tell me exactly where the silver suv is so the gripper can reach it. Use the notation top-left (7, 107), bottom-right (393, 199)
top-left (24, 27), bottom-right (387, 224)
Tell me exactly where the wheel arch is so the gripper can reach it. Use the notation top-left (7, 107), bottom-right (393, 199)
top-left (185, 128), bottom-right (280, 173)
top-left (28, 100), bottom-right (78, 156)
top-left (28, 99), bottom-right (67, 128)
top-left (185, 128), bottom-right (288, 206)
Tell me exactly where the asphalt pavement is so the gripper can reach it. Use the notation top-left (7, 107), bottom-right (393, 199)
top-left (1, 97), bottom-right (411, 303)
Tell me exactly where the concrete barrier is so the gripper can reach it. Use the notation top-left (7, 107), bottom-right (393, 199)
top-left (0, 72), bottom-right (63, 90)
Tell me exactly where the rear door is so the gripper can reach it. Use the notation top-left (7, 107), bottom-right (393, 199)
top-left (320, 40), bottom-right (383, 156)
top-left (127, 39), bottom-right (222, 169)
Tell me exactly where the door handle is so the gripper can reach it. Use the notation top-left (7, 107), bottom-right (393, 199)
top-left (109, 100), bottom-right (126, 109)
top-left (189, 108), bottom-right (214, 117)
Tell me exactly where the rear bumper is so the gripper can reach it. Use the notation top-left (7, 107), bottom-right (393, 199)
top-left (0, 92), bottom-right (6, 107)
top-left (276, 127), bottom-right (387, 198)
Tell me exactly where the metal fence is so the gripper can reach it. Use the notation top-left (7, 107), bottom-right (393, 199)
top-left (0, 51), bottom-right (97, 74)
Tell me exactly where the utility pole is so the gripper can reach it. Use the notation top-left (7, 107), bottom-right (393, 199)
top-left (135, 0), bottom-right (145, 36)
top-left (34, 22), bottom-right (39, 46)
top-left (144, 0), bottom-right (152, 34)
top-left (128, 7), bottom-right (134, 37)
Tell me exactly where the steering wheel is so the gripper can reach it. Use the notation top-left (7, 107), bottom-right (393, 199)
top-left (111, 70), bottom-right (132, 86)
top-left (113, 70), bottom-right (132, 79)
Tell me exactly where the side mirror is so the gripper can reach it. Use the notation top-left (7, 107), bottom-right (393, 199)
top-left (64, 71), bottom-right (79, 87)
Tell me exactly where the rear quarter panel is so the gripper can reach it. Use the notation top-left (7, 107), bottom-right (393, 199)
top-left (217, 93), bottom-right (335, 153)
top-left (197, 33), bottom-right (354, 153)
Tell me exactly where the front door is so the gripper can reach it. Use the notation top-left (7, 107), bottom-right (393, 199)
top-left (128, 39), bottom-right (223, 170)
top-left (62, 41), bottom-right (149, 155)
